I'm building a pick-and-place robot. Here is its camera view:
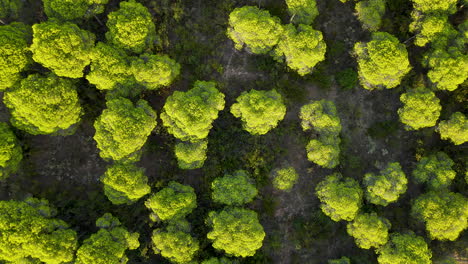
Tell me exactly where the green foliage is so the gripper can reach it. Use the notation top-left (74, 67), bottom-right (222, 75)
top-left (412, 191), bottom-right (468, 241)
top-left (145, 181), bottom-right (197, 221)
top-left (286, 0), bottom-right (319, 25)
top-left (410, 15), bottom-right (451, 47)
top-left (105, 0), bottom-right (156, 54)
top-left (131, 53), bottom-right (180, 90)
top-left (151, 221), bottom-right (199, 263)
top-left (306, 136), bottom-right (340, 169)
top-left (346, 212), bottom-right (391, 249)
top-left (398, 88), bottom-right (441, 130)
top-left (413, 152), bottom-right (456, 189)
top-left (0, 0), bottom-right (22, 19)
top-left (211, 170), bottom-right (258, 205)
top-left (316, 173), bottom-right (363, 222)
top-left (0, 22), bottom-right (31, 91)
top-left (300, 100), bottom-right (342, 135)
top-left (174, 140), bottom-right (208, 169)
top-left (161, 81), bottom-right (225, 142)
top-left (336, 68), bottom-right (358, 90)
top-left (273, 24), bottom-right (326, 76)
top-left (354, 32), bottom-right (411, 89)
top-left (4, 73), bottom-right (82, 135)
top-left (364, 162), bottom-right (407, 206)
top-left (0, 122), bottom-right (22, 180)
top-left (202, 257), bottom-right (235, 264)
top-left (30, 20), bottom-right (95, 78)
top-left (424, 47), bottom-right (468, 91)
top-left (0, 198), bottom-right (78, 264)
top-left (100, 163), bottom-right (151, 205)
top-left (411, 0), bottom-right (458, 14)
top-left (207, 207), bottom-right (265, 257)
top-left (76, 213), bottom-right (140, 264)
top-left (86, 42), bottom-right (134, 91)
top-left (93, 97), bottom-right (157, 161)
top-left (227, 6), bottom-right (284, 54)
top-left (355, 0), bottom-right (386, 31)
top-left (377, 233), bottom-right (432, 264)
top-left (328, 257), bottom-right (351, 264)
top-left (43, 0), bottom-right (108, 21)
top-left (231, 89), bottom-right (286, 135)
top-left (437, 112), bottom-right (468, 145)
top-left (272, 166), bottom-right (298, 191)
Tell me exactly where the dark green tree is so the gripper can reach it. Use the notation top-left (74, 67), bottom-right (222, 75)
top-left (211, 170), bottom-right (258, 205)
top-left (413, 152), bottom-right (456, 189)
top-left (0, 0), bottom-right (22, 20)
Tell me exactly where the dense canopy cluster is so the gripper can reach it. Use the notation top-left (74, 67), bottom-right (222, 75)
top-left (0, 122), bottom-right (22, 180)
top-left (211, 170), bottom-right (258, 205)
top-left (364, 162), bottom-right (407, 206)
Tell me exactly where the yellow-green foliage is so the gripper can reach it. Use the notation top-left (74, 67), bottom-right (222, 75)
top-left (346, 212), bottom-right (391, 249)
top-left (161, 81), bottom-right (225, 142)
top-left (227, 6), bottom-right (284, 54)
top-left (424, 47), bottom-right (468, 91)
top-left (364, 162), bottom-right (407, 206)
top-left (231, 89), bottom-right (286, 135)
top-left (306, 136), bottom-right (340, 169)
top-left (300, 100), bottom-right (342, 135)
top-left (398, 88), bottom-right (441, 130)
top-left (354, 32), bottom-right (411, 89)
top-left (4, 73), bottom-right (82, 135)
top-left (328, 257), bottom-right (351, 264)
top-left (0, 22), bottom-right (31, 91)
top-left (207, 208), bottom-right (265, 257)
top-left (202, 257), bottom-right (234, 264)
top-left (0, 0), bottom-right (21, 19)
top-left (76, 213), bottom-right (140, 264)
top-left (31, 21), bottom-right (95, 78)
top-left (131, 53), bottom-right (180, 90)
top-left (316, 173), bottom-right (363, 222)
top-left (174, 140), bottom-right (208, 170)
top-left (438, 112), bottom-right (468, 145)
top-left (412, 191), bottom-right (468, 241)
top-left (211, 170), bottom-right (258, 205)
top-left (93, 97), bottom-right (157, 161)
top-left (0, 198), bottom-right (78, 264)
top-left (272, 166), bottom-right (299, 191)
top-left (101, 163), bottom-right (151, 205)
top-left (86, 42), bottom-right (134, 91)
top-left (411, 0), bottom-right (458, 14)
top-left (410, 15), bottom-right (451, 47)
top-left (43, 0), bottom-right (109, 21)
top-left (0, 122), bottom-right (22, 180)
top-left (355, 0), bottom-right (386, 31)
top-left (377, 233), bottom-right (432, 264)
top-left (274, 24), bottom-right (326, 75)
top-left (105, 0), bottom-right (156, 54)
top-left (151, 221), bottom-right (199, 263)
top-left (286, 0), bottom-right (318, 25)
top-left (413, 152), bottom-right (456, 189)
top-left (145, 181), bottom-right (197, 221)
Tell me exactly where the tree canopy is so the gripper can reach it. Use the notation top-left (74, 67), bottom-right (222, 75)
top-left (174, 140), bottom-right (208, 170)
top-left (93, 97), bottom-right (157, 161)
top-left (355, 0), bottom-right (386, 32)
top-left (75, 213), bottom-right (140, 264)
top-left (100, 163), bottom-right (151, 205)
top-left (0, 0), bottom-right (22, 20)
top-left (207, 207), bottom-right (265, 257)
top-left (105, 0), bottom-right (156, 54)
top-left (274, 24), bottom-right (326, 76)
top-left (300, 100), bottom-right (342, 135)
top-left (305, 136), bottom-right (341, 169)
top-left (397, 88), bottom-right (441, 130)
top-left (231, 89), bottom-right (286, 135)
top-left (424, 47), bottom-right (468, 91)
top-left (410, 15), bottom-right (451, 47)
top-left (272, 166), bottom-right (299, 191)
top-left (4, 73), bottom-right (82, 135)
top-left (411, 0), bottom-right (458, 14)
top-left (0, 198), bottom-right (78, 264)
top-left (30, 20), bottom-right (95, 78)
top-left (286, 0), bottom-right (318, 25)
top-left (145, 181), bottom-right (197, 222)
top-left (437, 112), bottom-right (468, 145)
top-left (413, 152), bottom-right (456, 189)
top-left (227, 6), bottom-right (284, 54)
top-left (0, 122), bottom-right (22, 181)
top-left (316, 173), bottom-right (363, 221)
top-left (377, 233), bottom-right (432, 264)
top-left (161, 80), bottom-right (225, 142)
top-left (354, 32), bottom-right (411, 89)
top-left (202, 257), bottom-right (235, 264)
top-left (346, 212), bottom-right (391, 249)
top-left (211, 170), bottom-right (258, 205)
top-left (0, 22), bottom-right (31, 91)
top-left (328, 257), bottom-right (351, 264)
top-left (364, 162), bottom-right (407, 206)
top-left (43, 0), bottom-right (109, 21)
top-left (131, 53), bottom-right (180, 90)
top-left (412, 191), bottom-right (468, 241)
